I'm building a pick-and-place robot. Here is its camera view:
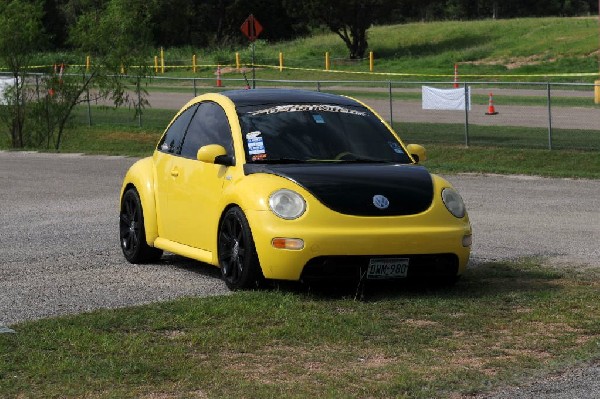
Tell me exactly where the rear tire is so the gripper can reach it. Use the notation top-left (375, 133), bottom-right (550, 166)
top-left (218, 207), bottom-right (263, 290)
top-left (119, 188), bottom-right (163, 263)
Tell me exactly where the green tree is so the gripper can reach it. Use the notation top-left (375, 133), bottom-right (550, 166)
top-left (37, 0), bottom-right (156, 150)
top-left (288, 0), bottom-right (397, 59)
top-left (0, 0), bottom-right (46, 148)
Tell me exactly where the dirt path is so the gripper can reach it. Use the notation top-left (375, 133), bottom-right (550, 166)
top-left (144, 90), bottom-right (600, 130)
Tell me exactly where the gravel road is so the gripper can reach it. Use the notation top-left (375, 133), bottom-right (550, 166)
top-left (0, 151), bottom-right (229, 327)
top-left (1, 151), bottom-right (599, 397)
top-left (143, 90), bottom-right (600, 130)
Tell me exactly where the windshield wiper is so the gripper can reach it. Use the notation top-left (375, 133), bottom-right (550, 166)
top-left (252, 157), bottom-right (308, 164)
top-left (336, 157), bottom-right (390, 163)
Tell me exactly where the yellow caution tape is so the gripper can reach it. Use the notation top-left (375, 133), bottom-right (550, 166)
top-left (3, 63), bottom-right (599, 79)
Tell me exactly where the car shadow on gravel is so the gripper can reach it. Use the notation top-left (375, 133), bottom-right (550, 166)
top-left (156, 254), bottom-right (223, 280)
top-left (150, 255), bottom-right (565, 303)
top-left (268, 259), bottom-right (564, 302)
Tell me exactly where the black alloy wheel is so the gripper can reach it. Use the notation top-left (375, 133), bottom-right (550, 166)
top-left (218, 207), bottom-right (263, 290)
top-left (119, 188), bottom-right (162, 263)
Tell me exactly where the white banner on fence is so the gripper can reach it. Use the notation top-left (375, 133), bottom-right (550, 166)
top-left (0, 77), bottom-right (17, 105)
top-left (422, 86), bottom-right (471, 111)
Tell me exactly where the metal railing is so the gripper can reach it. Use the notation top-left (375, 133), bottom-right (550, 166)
top-left (4, 73), bottom-right (600, 151)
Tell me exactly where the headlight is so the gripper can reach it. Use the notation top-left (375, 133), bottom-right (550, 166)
top-left (442, 188), bottom-right (466, 218)
top-left (269, 189), bottom-right (306, 220)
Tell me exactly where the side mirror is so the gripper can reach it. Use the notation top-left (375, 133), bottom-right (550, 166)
top-left (406, 144), bottom-right (427, 163)
top-left (197, 144), bottom-right (234, 166)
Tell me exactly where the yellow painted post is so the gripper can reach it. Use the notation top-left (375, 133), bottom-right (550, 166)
top-left (236, 52), bottom-right (241, 70)
top-left (325, 52), bottom-right (330, 71)
top-left (279, 52), bottom-right (283, 72)
top-left (160, 47), bottom-right (165, 74)
top-left (154, 56), bottom-right (158, 73)
top-left (369, 51), bottom-right (374, 72)
top-left (192, 54), bottom-right (197, 73)
top-left (85, 55), bottom-right (90, 72)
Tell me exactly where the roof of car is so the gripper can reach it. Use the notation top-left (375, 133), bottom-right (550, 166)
top-left (220, 88), bottom-right (361, 108)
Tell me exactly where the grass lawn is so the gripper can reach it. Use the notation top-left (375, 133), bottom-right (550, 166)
top-left (147, 17), bottom-right (599, 83)
top-left (23, 105), bottom-right (596, 179)
top-left (1, 15), bottom-right (599, 399)
top-left (1, 260), bottom-right (599, 398)
top-left (23, 17), bottom-right (600, 83)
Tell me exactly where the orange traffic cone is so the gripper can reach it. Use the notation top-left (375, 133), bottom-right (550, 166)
top-left (485, 92), bottom-right (498, 115)
top-left (216, 65), bottom-right (223, 87)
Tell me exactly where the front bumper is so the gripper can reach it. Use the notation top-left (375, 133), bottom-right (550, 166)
top-left (245, 208), bottom-right (471, 281)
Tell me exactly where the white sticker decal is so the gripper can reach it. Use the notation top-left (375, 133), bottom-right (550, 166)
top-left (249, 104), bottom-right (366, 117)
top-left (246, 131), bottom-right (262, 139)
top-left (248, 136), bottom-right (266, 155)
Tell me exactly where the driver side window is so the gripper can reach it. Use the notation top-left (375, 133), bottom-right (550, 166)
top-left (180, 102), bottom-right (233, 159)
top-left (157, 104), bottom-right (199, 154)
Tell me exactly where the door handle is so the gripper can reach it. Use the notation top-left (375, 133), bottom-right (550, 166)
top-left (170, 168), bottom-right (179, 177)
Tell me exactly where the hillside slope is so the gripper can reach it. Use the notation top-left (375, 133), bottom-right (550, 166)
top-left (242, 17), bottom-right (599, 80)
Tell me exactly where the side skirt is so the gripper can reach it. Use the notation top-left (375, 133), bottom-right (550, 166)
top-left (154, 238), bottom-right (216, 266)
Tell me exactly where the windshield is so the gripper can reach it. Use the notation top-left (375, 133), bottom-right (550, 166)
top-left (238, 103), bottom-right (412, 164)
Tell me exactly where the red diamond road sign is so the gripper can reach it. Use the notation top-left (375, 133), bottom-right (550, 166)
top-left (240, 14), bottom-right (263, 42)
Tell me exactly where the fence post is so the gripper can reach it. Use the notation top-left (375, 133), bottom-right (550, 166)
top-left (279, 52), bottom-right (283, 72)
top-left (325, 52), bottom-right (330, 71)
top-left (369, 52), bottom-right (374, 72)
top-left (547, 82), bottom-right (553, 150)
top-left (388, 81), bottom-right (393, 127)
top-left (160, 47), bottom-right (165, 74)
top-left (193, 78), bottom-right (197, 97)
top-left (86, 88), bottom-right (92, 126)
top-left (236, 52), bottom-right (241, 70)
top-left (35, 75), bottom-right (40, 101)
top-left (80, 69), bottom-right (91, 126)
top-left (137, 77), bottom-right (142, 127)
top-left (192, 54), bottom-right (197, 73)
top-left (464, 83), bottom-right (470, 147)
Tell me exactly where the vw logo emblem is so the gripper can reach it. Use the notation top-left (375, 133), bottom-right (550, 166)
top-left (373, 194), bottom-right (390, 210)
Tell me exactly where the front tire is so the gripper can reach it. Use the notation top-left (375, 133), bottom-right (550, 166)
top-left (119, 188), bottom-right (163, 263)
top-left (218, 207), bottom-right (263, 290)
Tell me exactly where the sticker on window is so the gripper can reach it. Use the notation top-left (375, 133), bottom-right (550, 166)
top-left (252, 153), bottom-right (267, 161)
top-left (246, 131), bottom-right (266, 155)
top-left (249, 104), bottom-right (366, 117)
top-left (246, 131), bottom-right (262, 139)
top-left (388, 142), bottom-right (404, 154)
top-left (248, 137), bottom-right (266, 155)
top-left (312, 114), bottom-right (325, 124)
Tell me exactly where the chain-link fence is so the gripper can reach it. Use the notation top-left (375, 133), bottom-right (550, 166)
top-left (6, 73), bottom-right (599, 151)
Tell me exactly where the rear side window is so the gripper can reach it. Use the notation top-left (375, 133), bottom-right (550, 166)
top-left (180, 102), bottom-right (233, 159)
top-left (157, 104), bottom-right (199, 154)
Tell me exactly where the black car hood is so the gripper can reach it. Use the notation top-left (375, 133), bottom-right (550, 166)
top-left (244, 163), bottom-right (434, 216)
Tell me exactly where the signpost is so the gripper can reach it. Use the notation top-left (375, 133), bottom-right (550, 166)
top-left (240, 14), bottom-right (263, 89)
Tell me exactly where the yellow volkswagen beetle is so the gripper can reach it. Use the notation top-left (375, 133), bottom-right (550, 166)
top-left (119, 89), bottom-right (471, 289)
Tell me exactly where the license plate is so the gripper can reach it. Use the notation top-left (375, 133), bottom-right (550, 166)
top-left (367, 258), bottom-right (409, 279)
